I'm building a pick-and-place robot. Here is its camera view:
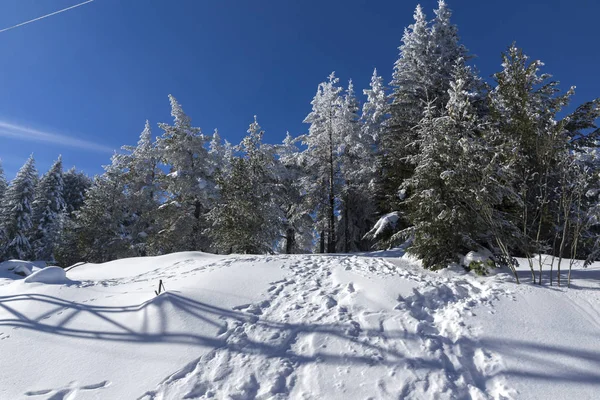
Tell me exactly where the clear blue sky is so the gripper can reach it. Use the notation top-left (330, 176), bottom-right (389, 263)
top-left (0, 0), bottom-right (597, 179)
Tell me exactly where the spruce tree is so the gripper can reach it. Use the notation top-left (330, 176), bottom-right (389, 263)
top-left (63, 167), bottom-right (92, 217)
top-left (382, 2), bottom-right (469, 215)
top-left (116, 121), bottom-right (163, 256)
top-left (156, 95), bottom-right (215, 253)
top-left (276, 133), bottom-right (313, 253)
top-left (301, 72), bottom-right (344, 253)
top-left (74, 156), bottom-right (130, 262)
top-left (337, 80), bottom-right (376, 252)
top-left (0, 156), bottom-right (37, 260)
top-left (207, 117), bottom-right (281, 254)
top-left (31, 156), bottom-right (66, 261)
top-left (489, 45), bottom-right (574, 260)
top-left (0, 160), bottom-right (7, 202)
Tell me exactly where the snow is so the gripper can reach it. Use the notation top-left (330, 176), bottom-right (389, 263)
top-left (366, 211), bottom-right (400, 238)
top-left (0, 260), bottom-right (45, 282)
top-left (0, 251), bottom-right (599, 399)
top-left (23, 266), bottom-right (70, 284)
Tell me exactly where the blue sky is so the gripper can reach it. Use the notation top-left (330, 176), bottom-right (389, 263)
top-left (0, 0), bottom-right (597, 179)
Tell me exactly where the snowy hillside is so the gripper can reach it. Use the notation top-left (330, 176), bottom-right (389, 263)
top-left (0, 252), bottom-right (599, 399)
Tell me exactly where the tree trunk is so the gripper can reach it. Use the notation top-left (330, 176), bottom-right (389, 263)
top-left (285, 228), bottom-right (295, 254)
top-left (319, 230), bottom-right (325, 254)
top-left (344, 190), bottom-right (350, 253)
top-left (328, 121), bottom-right (336, 254)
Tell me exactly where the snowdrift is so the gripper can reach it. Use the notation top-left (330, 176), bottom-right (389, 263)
top-left (23, 266), bottom-right (71, 284)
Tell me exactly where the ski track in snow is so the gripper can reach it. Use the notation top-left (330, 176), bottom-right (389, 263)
top-left (138, 255), bottom-right (516, 400)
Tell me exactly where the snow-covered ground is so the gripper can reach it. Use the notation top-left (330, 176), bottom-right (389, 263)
top-left (0, 252), bottom-right (599, 399)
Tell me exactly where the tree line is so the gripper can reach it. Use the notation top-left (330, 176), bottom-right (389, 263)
top-left (0, 1), bottom-right (598, 286)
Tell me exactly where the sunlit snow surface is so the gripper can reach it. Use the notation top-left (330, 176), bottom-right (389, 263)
top-left (0, 252), bottom-right (598, 399)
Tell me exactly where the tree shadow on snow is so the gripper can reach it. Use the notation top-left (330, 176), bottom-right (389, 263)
top-left (1, 292), bottom-right (600, 389)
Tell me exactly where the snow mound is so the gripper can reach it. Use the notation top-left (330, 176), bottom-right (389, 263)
top-left (0, 260), bottom-right (36, 276)
top-left (24, 266), bottom-right (71, 284)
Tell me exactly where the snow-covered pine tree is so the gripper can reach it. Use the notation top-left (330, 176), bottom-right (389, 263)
top-left (53, 167), bottom-right (91, 267)
top-left (301, 72), bottom-right (344, 253)
top-left (74, 155), bottom-right (130, 263)
top-left (208, 129), bottom-right (233, 177)
top-left (337, 80), bottom-right (376, 252)
top-left (362, 68), bottom-right (388, 145)
top-left (489, 44), bottom-right (575, 263)
top-left (382, 5), bottom-right (431, 214)
top-left (156, 95), bottom-right (215, 253)
top-left (429, 1), bottom-right (469, 101)
top-left (206, 117), bottom-right (282, 254)
top-left (404, 60), bottom-right (511, 270)
top-left (116, 121), bottom-right (163, 256)
top-left (382, 1), bottom-right (469, 215)
top-left (62, 167), bottom-right (92, 217)
top-left (0, 156), bottom-right (37, 260)
top-left (31, 156), bottom-right (65, 261)
top-left (0, 160), bottom-right (7, 202)
top-left (275, 132), bottom-right (313, 254)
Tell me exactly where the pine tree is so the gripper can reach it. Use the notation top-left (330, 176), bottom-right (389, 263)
top-left (381, 5), bottom-right (431, 214)
top-left (301, 72), bottom-right (344, 253)
top-left (489, 44), bottom-right (574, 262)
top-left (208, 129), bottom-right (233, 177)
top-left (404, 60), bottom-right (517, 270)
top-left (116, 121), bottom-right (163, 256)
top-left (0, 160), bottom-right (7, 202)
top-left (31, 156), bottom-right (66, 261)
top-left (276, 132), bottom-right (313, 253)
top-left (382, 2), bottom-right (469, 215)
top-left (337, 80), bottom-right (376, 252)
top-left (74, 156), bottom-right (130, 263)
top-left (0, 156), bottom-right (37, 260)
top-left (63, 167), bottom-right (92, 217)
top-left (206, 117), bottom-right (281, 254)
top-left (362, 68), bottom-right (388, 143)
top-left (156, 95), bottom-right (215, 253)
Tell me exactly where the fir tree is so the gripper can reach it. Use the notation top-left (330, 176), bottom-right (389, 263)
top-left (0, 156), bottom-right (37, 260)
top-left (116, 121), bottom-right (163, 256)
top-left (31, 156), bottom-right (66, 261)
top-left (301, 72), bottom-right (344, 253)
top-left (74, 156), bottom-right (130, 262)
top-left (276, 132), bottom-right (313, 254)
top-left (338, 80), bottom-right (376, 252)
top-left (0, 160), bottom-right (7, 202)
top-left (63, 167), bottom-right (92, 217)
top-left (207, 117), bottom-right (281, 254)
top-left (382, 2), bottom-right (469, 215)
top-left (156, 95), bottom-right (215, 253)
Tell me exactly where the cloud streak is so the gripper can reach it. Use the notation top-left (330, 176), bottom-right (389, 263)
top-left (0, 0), bottom-right (94, 34)
top-left (0, 121), bottom-right (115, 154)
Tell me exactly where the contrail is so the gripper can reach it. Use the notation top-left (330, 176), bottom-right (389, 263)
top-left (0, 0), bottom-right (94, 34)
top-left (0, 120), bottom-right (115, 154)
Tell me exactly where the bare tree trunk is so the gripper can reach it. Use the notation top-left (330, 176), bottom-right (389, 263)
top-left (568, 185), bottom-right (584, 288)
